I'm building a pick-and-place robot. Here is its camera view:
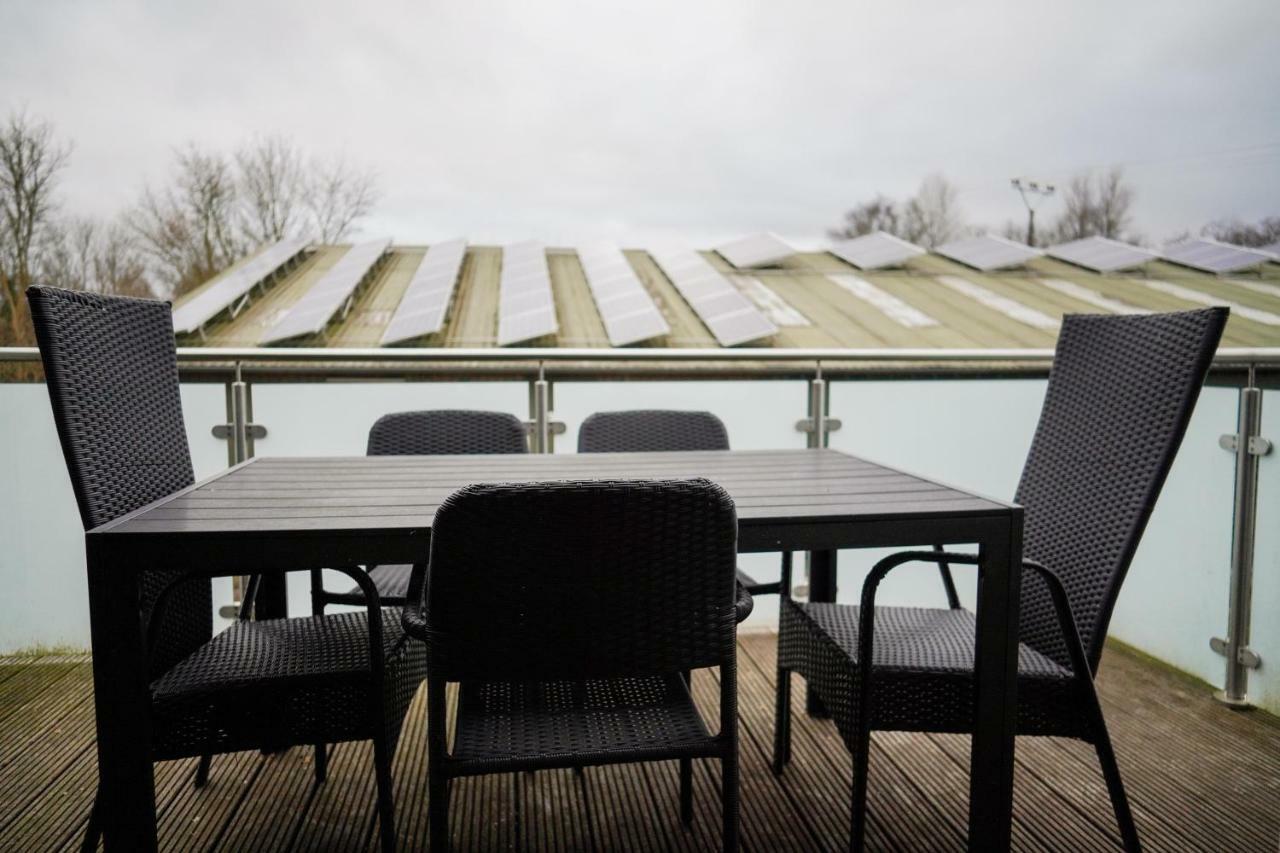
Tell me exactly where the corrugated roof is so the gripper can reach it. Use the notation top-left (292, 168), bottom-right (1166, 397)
top-left (174, 241), bottom-right (1280, 350)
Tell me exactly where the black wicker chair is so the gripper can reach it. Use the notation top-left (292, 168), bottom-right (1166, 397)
top-left (26, 286), bottom-right (425, 853)
top-left (402, 479), bottom-right (741, 852)
top-left (578, 409), bottom-right (785, 598)
top-left (314, 409), bottom-right (529, 610)
top-left (772, 307), bottom-right (1228, 852)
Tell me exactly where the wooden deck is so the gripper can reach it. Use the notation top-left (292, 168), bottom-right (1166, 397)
top-left (1, 633), bottom-right (1277, 851)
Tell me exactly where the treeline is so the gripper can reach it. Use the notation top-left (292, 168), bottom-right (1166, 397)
top-left (831, 167), bottom-right (1279, 251)
top-left (0, 110), bottom-right (379, 346)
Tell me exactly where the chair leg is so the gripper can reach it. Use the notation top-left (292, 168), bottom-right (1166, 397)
top-left (680, 758), bottom-right (693, 826)
top-left (430, 772), bottom-right (449, 852)
top-left (372, 734), bottom-right (396, 853)
top-left (81, 789), bottom-right (101, 853)
top-left (1091, 711), bottom-right (1141, 851)
top-left (194, 753), bottom-right (212, 788)
top-left (314, 742), bottom-right (328, 783)
top-left (850, 720), bottom-right (872, 853)
top-left (722, 750), bottom-right (739, 852)
top-left (772, 667), bottom-right (791, 775)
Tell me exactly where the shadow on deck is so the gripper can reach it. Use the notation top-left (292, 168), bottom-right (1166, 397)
top-left (1, 633), bottom-right (1277, 851)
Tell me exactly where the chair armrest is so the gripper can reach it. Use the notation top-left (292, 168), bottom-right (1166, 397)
top-left (735, 581), bottom-right (754, 624)
top-left (401, 562), bottom-right (429, 641)
top-left (1020, 558), bottom-right (1092, 678)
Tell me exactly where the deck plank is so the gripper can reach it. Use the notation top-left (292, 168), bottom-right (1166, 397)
top-left (3, 635), bottom-right (1279, 851)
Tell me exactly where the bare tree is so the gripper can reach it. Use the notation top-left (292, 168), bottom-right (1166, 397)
top-left (306, 155), bottom-right (379, 243)
top-left (1094, 166), bottom-right (1133, 239)
top-left (130, 145), bottom-right (243, 297)
top-left (902, 173), bottom-right (963, 248)
top-left (1048, 167), bottom-right (1135, 243)
top-left (1054, 174), bottom-right (1096, 242)
top-left (0, 110), bottom-right (71, 345)
top-left (828, 195), bottom-right (902, 240)
top-left (1202, 216), bottom-right (1280, 248)
top-left (237, 136), bottom-right (305, 244)
top-left (40, 217), bottom-right (150, 297)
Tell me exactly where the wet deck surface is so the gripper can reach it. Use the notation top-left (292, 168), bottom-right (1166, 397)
top-left (2, 633), bottom-right (1277, 851)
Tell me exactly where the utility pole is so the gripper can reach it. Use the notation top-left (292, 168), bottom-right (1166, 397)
top-left (1011, 178), bottom-right (1055, 246)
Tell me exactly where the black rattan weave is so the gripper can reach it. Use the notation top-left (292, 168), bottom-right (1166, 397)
top-left (578, 409), bottom-right (782, 599)
top-left (774, 307), bottom-right (1227, 852)
top-left (367, 409), bottom-right (529, 456)
top-left (402, 478), bottom-right (741, 851)
top-left (318, 409), bottom-right (529, 610)
top-left (27, 285), bottom-right (425, 853)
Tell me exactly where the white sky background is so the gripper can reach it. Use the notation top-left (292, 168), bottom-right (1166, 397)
top-left (2, 0), bottom-right (1278, 249)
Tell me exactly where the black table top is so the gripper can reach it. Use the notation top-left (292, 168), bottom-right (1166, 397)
top-left (95, 449), bottom-right (1010, 543)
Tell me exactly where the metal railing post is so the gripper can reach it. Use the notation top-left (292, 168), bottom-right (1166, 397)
top-left (808, 363), bottom-right (827, 449)
top-left (231, 363), bottom-right (249, 465)
top-left (531, 362), bottom-right (551, 454)
top-left (1212, 369), bottom-right (1270, 706)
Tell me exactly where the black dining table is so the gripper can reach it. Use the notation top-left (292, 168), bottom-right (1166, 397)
top-left (85, 447), bottom-right (1023, 851)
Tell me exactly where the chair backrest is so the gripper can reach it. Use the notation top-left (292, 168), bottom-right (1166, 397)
top-left (578, 410), bottom-right (729, 453)
top-left (424, 478), bottom-right (738, 682)
top-left (26, 285), bottom-right (211, 677)
top-left (367, 410), bottom-right (528, 455)
top-left (1015, 308), bottom-right (1227, 672)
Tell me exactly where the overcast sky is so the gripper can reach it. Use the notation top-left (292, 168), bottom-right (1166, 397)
top-left (2, 0), bottom-right (1278, 249)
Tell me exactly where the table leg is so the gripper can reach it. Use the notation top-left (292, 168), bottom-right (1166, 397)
top-left (805, 549), bottom-right (838, 716)
top-left (255, 572), bottom-right (288, 620)
top-left (968, 515), bottom-right (1022, 852)
top-left (86, 538), bottom-right (158, 851)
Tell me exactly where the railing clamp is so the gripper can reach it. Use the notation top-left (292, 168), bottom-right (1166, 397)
top-left (213, 424), bottom-right (268, 440)
top-left (1209, 637), bottom-right (1261, 669)
top-left (796, 417), bottom-right (843, 434)
top-left (1218, 433), bottom-right (1272, 456)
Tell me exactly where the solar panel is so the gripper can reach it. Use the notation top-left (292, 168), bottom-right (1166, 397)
top-left (648, 245), bottom-right (778, 346)
top-left (172, 237), bottom-right (309, 335)
top-left (714, 233), bottom-right (795, 268)
top-left (934, 235), bottom-right (1043, 271)
top-left (1045, 236), bottom-right (1156, 273)
top-left (1159, 238), bottom-right (1272, 274)
top-left (380, 239), bottom-right (468, 345)
top-left (937, 275), bottom-right (1058, 329)
top-left (576, 243), bottom-right (669, 346)
top-left (829, 231), bottom-right (925, 270)
top-left (1262, 241), bottom-right (1280, 259)
top-left (261, 237), bottom-right (390, 344)
top-left (497, 241), bottom-right (558, 345)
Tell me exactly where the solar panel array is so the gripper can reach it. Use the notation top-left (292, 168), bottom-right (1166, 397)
top-left (648, 245), bottom-right (778, 346)
top-left (172, 237), bottom-right (309, 334)
top-left (380, 239), bottom-right (468, 345)
top-left (829, 231), bottom-right (925, 270)
top-left (576, 244), bottom-right (669, 346)
top-left (714, 233), bottom-right (796, 269)
top-left (934, 235), bottom-right (1043, 271)
top-left (1160, 238), bottom-right (1273, 274)
top-left (1045, 236), bottom-right (1156, 273)
top-left (497, 242), bottom-right (558, 346)
top-left (261, 237), bottom-right (390, 344)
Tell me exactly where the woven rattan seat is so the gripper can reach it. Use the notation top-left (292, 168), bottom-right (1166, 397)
top-left (151, 610), bottom-right (420, 756)
top-left (26, 285), bottom-right (424, 853)
top-left (403, 478), bottom-right (742, 851)
top-left (578, 409), bottom-right (784, 599)
top-left (773, 307), bottom-right (1228, 852)
top-left (451, 675), bottom-right (715, 771)
top-left (782, 603), bottom-right (1079, 738)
